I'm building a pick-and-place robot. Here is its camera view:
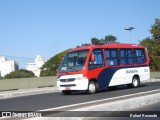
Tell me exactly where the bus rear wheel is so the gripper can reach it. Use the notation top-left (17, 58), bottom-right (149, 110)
top-left (128, 77), bottom-right (140, 88)
top-left (87, 81), bottom-right (96, 94)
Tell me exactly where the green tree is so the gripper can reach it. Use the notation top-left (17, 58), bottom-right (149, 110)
top-left (150, 18), bottom-right (160, 40)
top-left (140, 18), bottom-right (160, 71)
top-left (82, 43), bottom-right (91, 46)
top-left (4, 69), bottom-right (34, 79)
top-left (40, 49), bottom-right (70, 76)
top-left (91, 35), bottom-right (118, 45)
top-left (91, 37), bottom-right (103, 45)
top-left (103, 35), bottom-right (117, 44)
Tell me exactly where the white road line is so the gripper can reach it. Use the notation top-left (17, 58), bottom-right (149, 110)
top-left (39, 88), bottom-right (160, 111)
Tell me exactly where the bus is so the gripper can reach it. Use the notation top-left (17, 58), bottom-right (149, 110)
top-left (57, 43), bottom-right (150, 95)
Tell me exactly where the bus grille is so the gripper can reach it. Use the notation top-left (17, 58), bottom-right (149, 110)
top-left (60, 78), bottom-right (75, 82)
top-left (60, 84), bottom-right (76, 87)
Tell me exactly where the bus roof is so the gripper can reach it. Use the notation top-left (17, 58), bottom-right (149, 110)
top-left (68, 43), bottom-right (144, 53)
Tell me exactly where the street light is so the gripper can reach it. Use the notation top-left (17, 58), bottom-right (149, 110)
top-left (124, 27), bottom-right (135, 43)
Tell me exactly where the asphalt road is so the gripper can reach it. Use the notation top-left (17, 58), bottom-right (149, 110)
top-left (0, 82), bottom-right (160, 111)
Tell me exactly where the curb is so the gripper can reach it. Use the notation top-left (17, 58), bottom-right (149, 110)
top-left (0, 87), bottom-right (60, 99)
top-left (142, 79), bottom-right (160, 83)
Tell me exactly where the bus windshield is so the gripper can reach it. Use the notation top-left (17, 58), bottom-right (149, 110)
top-left (58, 50), bottom-right (89, 72)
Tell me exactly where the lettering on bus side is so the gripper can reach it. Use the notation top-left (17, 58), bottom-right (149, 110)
top-left (126, 70), bottom-right (138, 74)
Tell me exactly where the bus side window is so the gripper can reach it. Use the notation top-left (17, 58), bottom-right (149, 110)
top-left (88, 49), bottom-right (104, 69)
top-left (120, 49), bottom-right (134, 65)
top-left (134, 49), bottom-right (146, 64)
top-left (120, 49), bottom-right (126, 65)
top-left (105, 49), bottom-right (119, 66)
top-left (127, 49), bottom-right (134, 64)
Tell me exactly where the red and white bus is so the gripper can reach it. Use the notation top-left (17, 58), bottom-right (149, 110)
top-left (57, 43), bottom-right (150, 95)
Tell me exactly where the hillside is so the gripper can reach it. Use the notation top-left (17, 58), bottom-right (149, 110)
top-left (40, 49), bottom-right (70, 76)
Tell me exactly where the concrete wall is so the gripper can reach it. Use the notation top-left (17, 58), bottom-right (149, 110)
top-left (0, 72), bottom-right (159, 91)
top-left (150, 72), bottom-right (160, 79)
top-left (0, 76), bottom-right (57, 91)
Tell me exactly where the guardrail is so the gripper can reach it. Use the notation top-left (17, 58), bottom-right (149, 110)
top-left (0, 72), bottom-right (159, 91)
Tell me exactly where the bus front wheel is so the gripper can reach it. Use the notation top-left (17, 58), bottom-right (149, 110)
top-left (87, 81), bottom-right (96, 94)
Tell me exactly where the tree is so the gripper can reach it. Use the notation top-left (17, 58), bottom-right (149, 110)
top-left (82, 43), bottom-right (91, 46)
top-left (91, 37), bottom-right (103, 45)
top-left (103, 35), bottom-right (117, 44)
top-left (140, 18), bottom-right (160, 71)
top-left (150, 18), bottom-right (160, 40)
top-left (77, 43), bottom-right (91, 47)
top-left (91, 35), bottom-right (118, 45)
top-left (4, 69), bottom-right (34, 79)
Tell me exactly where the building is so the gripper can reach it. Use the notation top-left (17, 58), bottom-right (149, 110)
top-left (0, 56), bottom-right (19, 77)
top-left (26, 55), bottom-right (46, 77)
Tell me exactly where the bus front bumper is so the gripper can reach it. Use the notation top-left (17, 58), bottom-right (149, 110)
top-left (57, 75), bottom-right (89, 91)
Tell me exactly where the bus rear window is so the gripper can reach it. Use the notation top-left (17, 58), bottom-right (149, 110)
top-left (134, 49), bottom-right (146, 64)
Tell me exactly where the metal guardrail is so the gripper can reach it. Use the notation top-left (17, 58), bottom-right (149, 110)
top-left (0, 72), bottom-right (159, 91)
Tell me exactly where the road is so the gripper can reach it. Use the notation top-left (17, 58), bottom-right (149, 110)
top-left (0, 82), bottom-right (160, 111)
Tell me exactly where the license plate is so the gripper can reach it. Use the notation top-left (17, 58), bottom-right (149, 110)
top-left (65, 87), bottom-right (70, 90)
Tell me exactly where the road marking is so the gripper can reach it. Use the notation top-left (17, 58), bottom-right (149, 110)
top-left (39, 88), bottom-right (160, 111)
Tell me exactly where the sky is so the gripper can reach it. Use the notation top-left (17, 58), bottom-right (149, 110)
top-left (0, 0), bottom-right (160, 68)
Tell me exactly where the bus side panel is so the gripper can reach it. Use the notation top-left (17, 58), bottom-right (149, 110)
top-left (108, 66), bottom-right (150, 86)
top-left (97, 66), bottom-right (150, 88)
top-left (109, 67), bottom-right (138, 86)
top-left (86, 67), bottom-right (106, 81)
top-left (138, 66), bottom-right (150, 81)
top-left (97, 67), bottom-right (120, 89)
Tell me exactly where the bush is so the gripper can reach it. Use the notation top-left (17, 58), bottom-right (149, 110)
top-left (4, 69), bottom-right (34, 79)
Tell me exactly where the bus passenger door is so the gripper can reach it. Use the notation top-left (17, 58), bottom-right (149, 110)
top-left (88, 49), bottom-right (107, 89)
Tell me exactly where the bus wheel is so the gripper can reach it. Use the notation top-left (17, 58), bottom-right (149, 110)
top-left (129, 77), bottom-right (140, 88)
top-left (62, 90), bottom-right (72, 95)
top-left (87, 81), bottom-right (96, 94)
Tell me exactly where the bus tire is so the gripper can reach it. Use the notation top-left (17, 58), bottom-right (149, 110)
top-left (62, 90), bottom-right (72, 95)
top-left (87, 81), bottom-right (96, 94)
top-left (129, 77), bottom-right (140, 88)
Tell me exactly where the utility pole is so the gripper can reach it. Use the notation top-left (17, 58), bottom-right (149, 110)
top-left (124, 27), bottom-right (135, 43)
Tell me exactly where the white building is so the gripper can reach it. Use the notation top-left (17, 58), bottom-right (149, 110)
top-left (26, 55), bottom-right (46, 77)
top-left (0, 56), bottom-right (19, 77)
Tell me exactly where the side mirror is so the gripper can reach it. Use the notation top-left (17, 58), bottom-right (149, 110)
top-left (91, 54), bottom-right (95, 62)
